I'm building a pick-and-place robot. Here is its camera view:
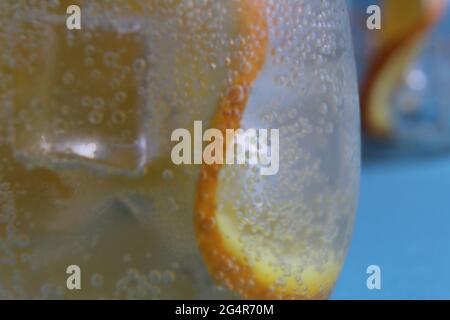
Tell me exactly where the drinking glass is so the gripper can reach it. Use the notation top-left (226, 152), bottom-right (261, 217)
top-left (350, 0), bottom-right (450, 158)
top-left (0, 0), bottom-right (360, 299)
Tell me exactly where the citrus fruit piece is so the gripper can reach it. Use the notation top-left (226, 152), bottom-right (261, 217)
top-left (361, 0), bottom-right (447, 138)
top-left (194, 0), bottom-right (340, 299)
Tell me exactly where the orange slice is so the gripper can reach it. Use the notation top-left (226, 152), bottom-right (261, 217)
top-left (361, 0), bottom-right (447, 138)
top-left (195, 0), bottom-right (339, 300)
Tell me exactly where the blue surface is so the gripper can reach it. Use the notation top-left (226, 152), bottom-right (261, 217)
top-left (331, 155), bottom-right (450, 299)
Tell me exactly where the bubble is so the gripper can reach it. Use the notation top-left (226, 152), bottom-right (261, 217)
top-left (241, 60), bottom-right (253, 74)
top-left (115, 91), bottom-right (127, 103)
top-left (133, 58), bottom-right (147, 73)
top-left (227, 85), bottom-right (244, 103)
top-left (88, 110), bottom-right (103, 124)
top-left (48, 0), bottom-right (60, 9)
top-left (162, 169), bottom-right (174, 180)
top-left (148, 270), bottom-right (162, 284)
top-left (63, 72), bottom-right (74, 85)
top-left (93, 97), bottom-right (105, 109)
top-left (85, 57), bottom-right (95, 67)
top-left (84, 45), bottom-right (96, 56)
top-left (324, 122), bottom-right (334, 134)
top-left (61, 105), bottom-right (70, 115)
top-left (111, 111), bottom-right (126, 124)
top-left (90, 69), bottom-right (101, 80)
top-left (14, 234), bottom-right (30, 248)
top-left (40, 284), bottom-right (53, 297)
top-left (319, 103), bottom-right (328, 115)
top-left (30, 98), bottom-right (43, 112)
top-left (91, 274), bottom-right (104, 289)
top-left (103, 52), bottom-right (117, 67)
top-left (110, 78), bottom-right (120, 89)
top-left (81, 96), bottom-right (92, 107)
top-left (53, 118), bottom-right (68, 134)
top-left (162, 271), bottom-right (175, 284)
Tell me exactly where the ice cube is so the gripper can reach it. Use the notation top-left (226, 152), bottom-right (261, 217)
top-left (10, 18), bottom-right (152, 175)
top-left (7, 1), bottom-right (241, 175)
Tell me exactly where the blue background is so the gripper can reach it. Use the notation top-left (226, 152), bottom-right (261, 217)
top-left (331, 155), bottom-right (450, 299)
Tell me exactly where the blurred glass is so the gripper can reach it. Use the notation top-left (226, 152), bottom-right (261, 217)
top-left (350, 0), bottom-right (450, 159)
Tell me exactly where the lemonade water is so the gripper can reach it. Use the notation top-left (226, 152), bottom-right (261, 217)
top-left (0, 0), bottom-right (360, 299)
